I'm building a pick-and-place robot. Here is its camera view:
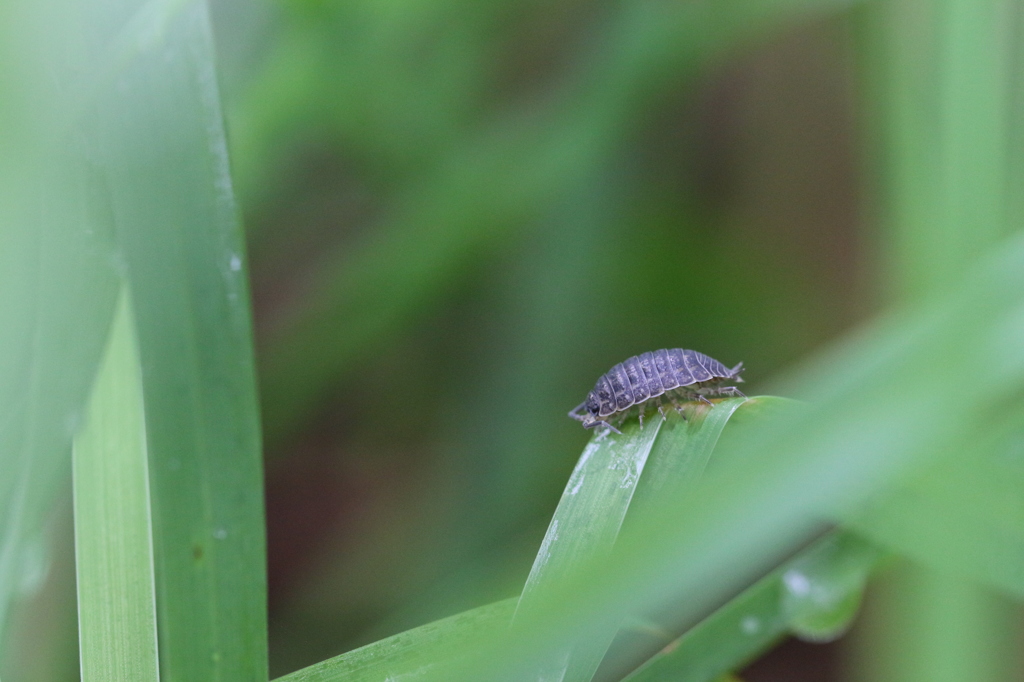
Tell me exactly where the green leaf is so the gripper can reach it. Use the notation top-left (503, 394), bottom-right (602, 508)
top-left (520, 417), bottom-right (664, 603)
top-left (273, 598), bottom-right (517, 682)
top-left (861, 0), bottom-right (1015, 301)
top-left (73, 290), bottom-right (159, 682)
top-left (0, 165), bottom-right (120, 652)
top-left (629, 398), bottom-right (752, 521)
top-left (79, 1), bottom-right (268, 678)
top-left (515, 413), bottom-right (666, 681)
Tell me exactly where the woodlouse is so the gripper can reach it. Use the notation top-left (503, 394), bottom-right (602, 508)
top-left (569, 348), bottom-right (744, 432)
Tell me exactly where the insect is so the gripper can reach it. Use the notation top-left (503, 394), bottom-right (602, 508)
top-left (569, 348), bottom-right (744, 433)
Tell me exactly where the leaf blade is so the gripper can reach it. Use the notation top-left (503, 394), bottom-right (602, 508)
top-left (84, 2), bottom-right (268, 677)
top-left (516, 415), bottom-right (665, 681)
top-left (73, 289), bottom-right (159, 682)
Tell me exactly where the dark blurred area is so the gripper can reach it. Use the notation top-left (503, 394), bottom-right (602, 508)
top-left (210, 0), bottom-right (869, 676)
top-left (743, 638), bottom-right (841, 682)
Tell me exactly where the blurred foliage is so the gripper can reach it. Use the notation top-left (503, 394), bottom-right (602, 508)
top-left (216, 0), bottom-right (869, 672)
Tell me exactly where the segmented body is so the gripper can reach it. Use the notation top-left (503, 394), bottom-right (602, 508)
top-left (569, 348), bottom-right (744, 431)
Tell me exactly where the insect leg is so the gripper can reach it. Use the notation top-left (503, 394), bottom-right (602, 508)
top-left (706, 386), bottom-right (745, 398)
top-left (692, 392), bottom-right (714, 406)
top-left (584, 417), bottom-right (623, 434)
top-left (666, 394), bottom-right (688, 420)
top-left (680, 389), bottom-right (713, 406)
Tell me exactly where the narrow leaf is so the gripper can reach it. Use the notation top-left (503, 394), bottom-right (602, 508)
top-left (520, 397), bottom-right (749, 682)
top-left (516, 415), bottom-right (664, 681)
top-left (83, 1), bottom-right (268, 677)
top-left (629, 398), bottom-right (751, 522)
top-left (73, 289), bottom-right (159, 682)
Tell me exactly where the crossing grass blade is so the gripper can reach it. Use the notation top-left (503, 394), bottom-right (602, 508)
top-left (73, 290), bottom-right (159, 682)
top-left (0, 169), bottom-right (120, 657)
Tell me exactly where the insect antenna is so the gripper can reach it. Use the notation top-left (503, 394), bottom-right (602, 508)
top-left (568, 402), bottom-right (589, 421)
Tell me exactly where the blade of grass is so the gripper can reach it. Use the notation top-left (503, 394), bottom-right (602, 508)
top-left (273, 597), bottom-right (517, 682)
top-left (596, 398), bottom-right (784, 669)
top-left (628, 397), bottom-right (752, 521)
top-left (73, 289), bottom-right (159, 682)
top-left (515, 414), bottom-right (665, 681)
top-left (590, 397), bottom-right (766, 681)
top-left (517, 397), bottom-right (749, 682)
top-left (85, 1), bottom-right (268, 677)
top-left (621, 531), bottom-right (885, 682)
top-left (934, 0), bottom-right (1014, 255)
